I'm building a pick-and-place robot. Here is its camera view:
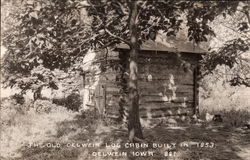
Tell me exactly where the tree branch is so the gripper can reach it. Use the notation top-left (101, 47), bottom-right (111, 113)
top-left (115, 1), bottom-right (129, 15)
top-left (104, 28), bottom-right (130, 45)
top-left (136, 1), bottom-right (147, 24)
top-left (221, 23), bottom-right (250, 39)
top-left (84, 0), bottom-right (106, 7)
top-left (244, 11), bottom-right (250, 24)
top-left (236, 9), bottom-right (250, 24)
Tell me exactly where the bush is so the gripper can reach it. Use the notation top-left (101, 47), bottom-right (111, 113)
top-left (33, 100), bottom-right (55, 114)
top-left (0, 98), bottom-right (30, 126)
top-left (79, 108), bottom-right (117, 129)
top-left (200, 109), bottom-right (250, 128)
top-left (64, 93), bottom-right (82, 112)
top-left (52, 97), bottom-right (66, 106)
top-left (52, 93), bottom-right (82, 112)
top-left (11, 94), bottom-right (25, 105)
top-left (200, 80), bottom-right (250, 113)
top-left (222, 109), bottom-right (250, 127)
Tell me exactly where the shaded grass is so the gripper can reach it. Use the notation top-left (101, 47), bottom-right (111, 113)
top-left (5, 114), bottom-right (250, 160)
top-left (199, 108), bottom-right (250, 128)
top-left (1, 98), bottom-right (250, 160)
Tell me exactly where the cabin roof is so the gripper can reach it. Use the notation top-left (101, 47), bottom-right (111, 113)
top-left (116, 32), bottom-right (207, 54)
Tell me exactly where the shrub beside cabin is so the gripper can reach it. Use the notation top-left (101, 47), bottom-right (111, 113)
top-left (81, 38), bottom-right (205, 124)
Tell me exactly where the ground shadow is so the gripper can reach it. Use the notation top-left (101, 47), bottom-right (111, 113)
top-left (13, 114), bottom-right (250, 160)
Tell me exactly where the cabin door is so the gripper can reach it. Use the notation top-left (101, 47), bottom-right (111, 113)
top-left (81, 74), bottom-right (106, 114)
top-left (94, 84), bottom-right (106, 115)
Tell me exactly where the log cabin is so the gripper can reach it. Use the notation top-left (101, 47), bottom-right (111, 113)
top-left (81, 38), bottom-right (206, 124)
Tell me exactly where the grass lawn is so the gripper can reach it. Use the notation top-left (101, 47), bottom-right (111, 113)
top-left (1, 107), bottom-right (250, 160)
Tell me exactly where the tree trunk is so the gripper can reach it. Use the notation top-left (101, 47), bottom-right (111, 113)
top-left (128, 1), bottom-right (143, 141)
top-left (33, 85), bottom-right (43, 101)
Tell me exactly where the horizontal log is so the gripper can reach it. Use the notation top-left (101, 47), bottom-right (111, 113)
top-left (140, 116), bottom-right (189, 125)
top-left (171, 98), bottom-right (193, 103)
top-left (140, 110), bottom-right (192, 119)
top-left (106, 91), bottom-right (121, 96)
top-left (97, 82), bottom-right (120, 87)
top-left (139, 95), bottom-right (193, 103)
top-left (138, 78), bottom-right (194, 85)
top-left (105, 110), bottom-right (192, 120)
top-left (139, 102), bottom-right (193, 109)
top-left (138, 82), bottom-right (193, 93)
top-left (138, 72), bottom-right (192, 79)
top-left (139, 91), bottom-right (193, 98)
top-left (140, 104), bottom-right (192, 111)
top-left (140, 107), bottom-right (192, 114)
top-left (138, 72), bottom-right (193, 81)
top-left (101, 82), bottom-right (194, 93)
top-left (106, 87), bottom-right (120, 92)
top-left (139, 93), bottom-right (193, 100)
top-left (138, 68), bottom-right (190, 76)
top-left (113, 73), bottom-right (194, 85)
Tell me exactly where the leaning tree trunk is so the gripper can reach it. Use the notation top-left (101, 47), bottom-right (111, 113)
top-left (128, 1), bottom-right (143, 142)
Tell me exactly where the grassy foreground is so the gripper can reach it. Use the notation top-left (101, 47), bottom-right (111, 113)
top-left (0, 99), bottom-right (250, 160)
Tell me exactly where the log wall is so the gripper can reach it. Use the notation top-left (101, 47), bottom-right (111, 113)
top-left (83, 49), bottom-right (201, 123)
top-left (119, 50), bottom-right (201, 122)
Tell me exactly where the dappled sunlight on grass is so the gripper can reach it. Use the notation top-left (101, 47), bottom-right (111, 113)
top-left (237, 144), bottom-right (250, 160)
top-left (2, 118), bottom-right (250, 160)
top-left (0, 100), bottom-right (77, 159)
top-left (142, 123), bottom-right (250, 160)
top-left (1, 99), bottom-right (250, 160)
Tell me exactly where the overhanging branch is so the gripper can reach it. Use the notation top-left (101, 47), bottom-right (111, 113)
top-left (244, 11), bottom-right (250, 24)
top-left (105, 28), bottom-right (130, 45)
top-left (236, 9), bottom-right (250, 24)
top-left (136, 1), bottom-right (147, 23)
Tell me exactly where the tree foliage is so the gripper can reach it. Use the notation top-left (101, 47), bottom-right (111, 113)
top-left (1, 0), bottom-right (91, 94)
top-left (2, 0), bottom-right (247, 93)
top-left (86, 0), bottom-right (230, 47)
top-left (201, 2), bottom-right (250, 87)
